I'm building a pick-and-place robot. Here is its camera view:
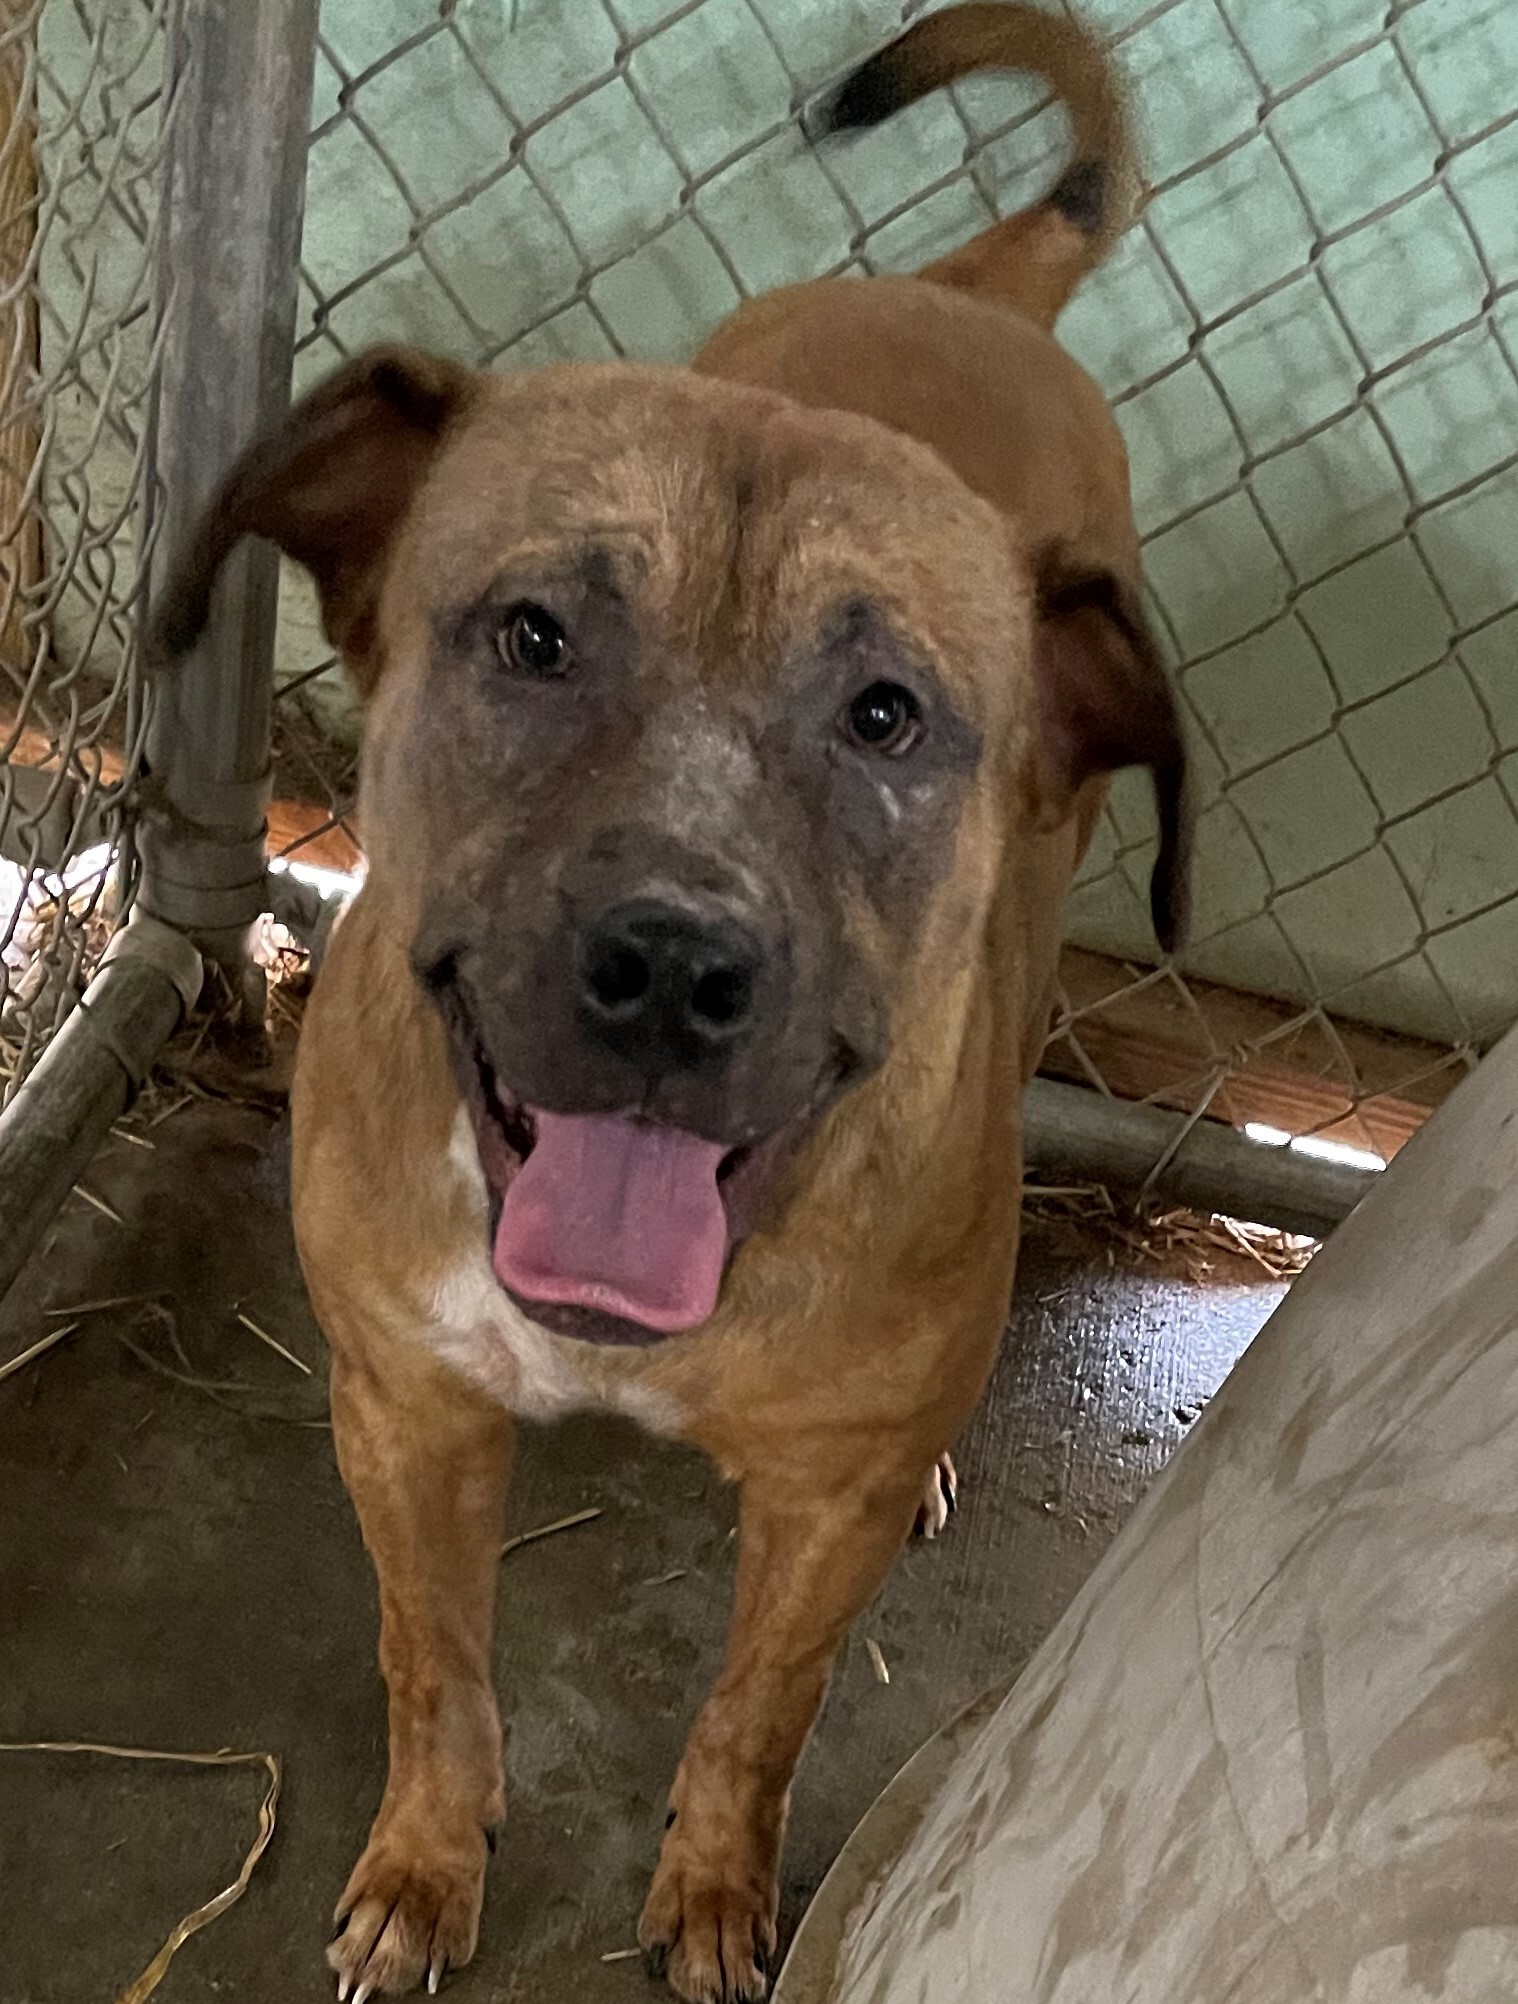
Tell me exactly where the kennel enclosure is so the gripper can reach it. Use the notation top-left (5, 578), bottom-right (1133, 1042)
top-left (2, 0), bottom-right (1515, 1292)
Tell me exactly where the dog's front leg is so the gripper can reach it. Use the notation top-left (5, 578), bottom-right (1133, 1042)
top-left (639, 1454), bottom-right (926, 2003)
top-left (326, 1345), bottom-right (513, 2001)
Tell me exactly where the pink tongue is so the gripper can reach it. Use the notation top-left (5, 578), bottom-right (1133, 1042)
top-left (493, 1112), bottom-right (729, 1333)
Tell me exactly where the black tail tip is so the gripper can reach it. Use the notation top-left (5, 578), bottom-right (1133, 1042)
top-left (1149, 843), bottom-right (1190, 958)
top-left (146, 577), bottom-right (209, 666)
top-left (1047, 159), bottom-right (1108, 235)
top-left (812, 51), bottom-right (913, 136)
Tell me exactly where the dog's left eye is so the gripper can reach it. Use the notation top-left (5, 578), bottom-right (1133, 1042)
top-left (843, 680), bottom-right (923, 756)
top-left (498, 602), bottom-right (570, 679)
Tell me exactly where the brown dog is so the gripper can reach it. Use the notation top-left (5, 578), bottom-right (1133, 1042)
top-left (155, 7), bottom-right (1187, 1999)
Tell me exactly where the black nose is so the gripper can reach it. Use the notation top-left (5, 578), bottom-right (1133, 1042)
top-left (578, 900), bottom-right (762, 1073)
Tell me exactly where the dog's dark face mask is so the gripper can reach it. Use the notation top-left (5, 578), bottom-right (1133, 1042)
top-left (154, 348), bottom-right (1188, 1344)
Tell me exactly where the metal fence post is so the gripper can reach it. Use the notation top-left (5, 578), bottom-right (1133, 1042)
top-left (0, 918), bottom-right (203, 1300)
top-left (138, 0), bottom-right (320, 978)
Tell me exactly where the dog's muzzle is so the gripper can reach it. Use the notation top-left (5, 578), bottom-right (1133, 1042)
top-left (417, 872), bottom-right (845, 1345)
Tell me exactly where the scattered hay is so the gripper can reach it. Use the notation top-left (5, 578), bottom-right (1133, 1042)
top-left (500, 1506), bottom-right (603, 1560)
top-left (70, 1181), bottom-right (124, 1225)
top-left (1209, 1213), bottom-right (1319, 1278)
top-left (0, 1738), bottom-right (280, 2004)
top-left (0, 1319), bottom-right (79, 1384)
top-left (47, 1293), bottom-right (145, 1317)
top-left (865, 1637), bottom-right (891, 1686)
top-left (1022, 1182), bottom-right (1316, 1284)
top-left (17, 1295), bottom-right (325, 1425)
top-left (234, 1310), bottom-right (312, 1378)
top-left (107, 924), bottom-right (314, 1137)
top-left (256, 916), bottom-right (312, 1031)
top-left (111, 1323), bottom-right (256, 1410)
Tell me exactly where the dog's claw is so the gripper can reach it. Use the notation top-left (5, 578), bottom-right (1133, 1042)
top-left (643, 1941), bottom-right (670, 1981)
top-left (915, 1452), bottom-right (959, 1540)
top-left (484, 1825), bottom-right (497, 1855)
top-left (327, 1822), bottom-right (486, 1998)
top-left (336, 1979), bottom-right (351, 2003)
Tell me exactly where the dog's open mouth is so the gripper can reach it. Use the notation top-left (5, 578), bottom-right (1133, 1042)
top-left (460, 1048), bottom-right (798, 1347)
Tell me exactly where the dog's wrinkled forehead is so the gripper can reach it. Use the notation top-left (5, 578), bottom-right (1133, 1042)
top-left (390, 364), bottom-right (1025, 712)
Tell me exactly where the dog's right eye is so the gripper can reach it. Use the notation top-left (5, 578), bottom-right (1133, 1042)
top-left (843, 680), bottom-right (923, 756)
top-left (497, 602), bottom-right (570, 679)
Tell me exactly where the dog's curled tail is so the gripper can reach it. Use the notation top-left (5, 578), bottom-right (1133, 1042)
top-left (816, 3), bottom-right (1138, 328)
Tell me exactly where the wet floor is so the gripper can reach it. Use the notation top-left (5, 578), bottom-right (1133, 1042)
top-left (0, 1101), bottom-right (1283, 2003)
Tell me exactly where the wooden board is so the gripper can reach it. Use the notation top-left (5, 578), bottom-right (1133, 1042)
top-left (1044, 946), bottom-right (1464, 1160)
top-left (1, 715), bottom-right (364, 876)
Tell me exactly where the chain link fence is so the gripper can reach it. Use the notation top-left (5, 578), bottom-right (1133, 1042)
top-left (267, 0), bottom-right (1517, 1168)
top-left (0, 0), bottom-right (178, 1101)
top-left (4, 0), bottom-right (1513, 1190)
top-left (1055, 0), bottom-right (1518, 1164)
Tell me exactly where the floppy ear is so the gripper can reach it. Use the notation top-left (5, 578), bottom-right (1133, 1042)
top-left (1032, 556), bottom-right (1191, 954)
top-left (151, 344), bottom-right (476, 694)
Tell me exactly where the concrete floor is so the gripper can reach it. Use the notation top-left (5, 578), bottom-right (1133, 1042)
top-left (0, 1102), bottom-right (1283, 2003)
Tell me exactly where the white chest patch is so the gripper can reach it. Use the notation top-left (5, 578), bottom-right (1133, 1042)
top-left (421, 1110), bottom-right (684, 1434)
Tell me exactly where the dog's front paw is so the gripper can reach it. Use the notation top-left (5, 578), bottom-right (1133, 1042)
top-left (328, 1810), bottom-right (491, 1999)
top-left (638, 1841), bottom-right (777, 2003)
top-left (914, 1451), bottom-right (958, 1540)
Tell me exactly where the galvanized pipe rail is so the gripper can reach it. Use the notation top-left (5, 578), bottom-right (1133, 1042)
top-left (0, 0), bottom-right (320, 1307)
top-left (137, 0), bottom-right (321, 975)
top-left (0, 919), bottom-right (201, 1299)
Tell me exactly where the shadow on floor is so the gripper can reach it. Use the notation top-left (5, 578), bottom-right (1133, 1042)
top-left (0, 1102), bottom-right (1283, 2003)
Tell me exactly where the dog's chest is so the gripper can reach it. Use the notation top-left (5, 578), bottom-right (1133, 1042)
top-left (421, 1113), bottom-right (682, 1433)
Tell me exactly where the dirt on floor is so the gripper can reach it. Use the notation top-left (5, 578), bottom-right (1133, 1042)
top-left (0, 1096), bottom-right (1285, 2004)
